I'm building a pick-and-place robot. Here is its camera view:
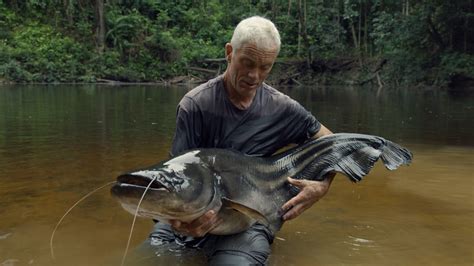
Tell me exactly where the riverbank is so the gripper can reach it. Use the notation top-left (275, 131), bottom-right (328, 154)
top-left (1, 57), bottom-right (473, 93)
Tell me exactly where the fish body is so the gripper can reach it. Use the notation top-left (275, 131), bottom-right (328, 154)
top-left (111, 133), bottom-right (412, 234)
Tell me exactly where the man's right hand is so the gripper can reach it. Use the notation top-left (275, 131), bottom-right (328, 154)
top-left (169, 210), bottom-right (222, 237)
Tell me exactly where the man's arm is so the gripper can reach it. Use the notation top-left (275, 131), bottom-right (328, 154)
top-left (281, 124), bottom-right (335, 221)
top-left (313, 124), bottom-right (333, 139)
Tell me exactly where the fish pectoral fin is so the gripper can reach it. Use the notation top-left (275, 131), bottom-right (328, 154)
top-left (222, 197), bottom-right (269, 227)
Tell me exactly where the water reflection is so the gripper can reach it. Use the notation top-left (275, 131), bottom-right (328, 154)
top-left (0, 84), bottom-right (472, 265)
top-left (281, 85), bottom-right (474, 146)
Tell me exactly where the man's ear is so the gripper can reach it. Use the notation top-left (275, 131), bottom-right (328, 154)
top-left (225, 43), bottom-right (233, 63)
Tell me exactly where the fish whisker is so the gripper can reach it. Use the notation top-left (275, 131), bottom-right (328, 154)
top-left (50, 180), bottom-right (116, 260)
top-left (120, 176), bottom-right (157, 266)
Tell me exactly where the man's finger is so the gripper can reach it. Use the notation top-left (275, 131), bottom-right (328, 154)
top-left (187, 211), bottom-right (218, 234)
top-left (198, 214), bottom-right (219, 231)
top-left (170, 210), bottom-right (217, 236)
top-left (188, 215), bottom-right (220, 237)
top-left (282, 203), bottom-right (305, 221)
top-left (281, 201), bottom-right (292, 212)
top-left (281, 194), bottom-right (302, 212)
top-left (287, 177), bottom-right (307, 188)
top-left (170, 220), bottom-right (191, 236)
top-left (170, 220), bottom-right (182, 229)
top-left (189, 210), bottom-right (215, 228)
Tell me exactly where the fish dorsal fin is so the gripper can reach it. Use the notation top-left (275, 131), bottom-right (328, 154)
top-left (222, 197), bottom-right (269, 227)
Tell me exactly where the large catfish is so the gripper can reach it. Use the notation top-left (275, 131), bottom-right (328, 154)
top-left (111, 133), bottom-right (412, 235)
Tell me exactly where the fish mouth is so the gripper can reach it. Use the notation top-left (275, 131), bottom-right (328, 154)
top-left (116, 173), bottom-right (170, 192)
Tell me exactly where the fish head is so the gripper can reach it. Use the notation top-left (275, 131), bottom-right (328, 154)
top-left (111, 150), bottom-right (219, 222)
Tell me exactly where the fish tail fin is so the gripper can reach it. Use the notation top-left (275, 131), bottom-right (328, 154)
top-left (331, 136), bottom-right (413, 183)
top-left (380, 140), bottom-right (413, 170)
top-left (332, 146), bottom-right (381, 182)
top-left (285, 134), bottom-right (413, 183)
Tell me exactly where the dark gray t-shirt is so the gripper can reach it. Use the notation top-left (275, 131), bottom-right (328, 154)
top-left (171, 76), bottom-right (320, 157)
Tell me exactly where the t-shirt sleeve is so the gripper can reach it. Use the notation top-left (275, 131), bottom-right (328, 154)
top-left (170, 97), bottom-right (202, 156)
top-left (283, 100), bottom-right (321, 144)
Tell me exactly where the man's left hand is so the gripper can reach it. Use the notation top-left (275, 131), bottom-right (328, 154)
top-left (281, 175), bottom-right (334, 221)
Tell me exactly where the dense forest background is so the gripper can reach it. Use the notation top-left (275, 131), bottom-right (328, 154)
top-left (0, 0), bottom-right (472, 87)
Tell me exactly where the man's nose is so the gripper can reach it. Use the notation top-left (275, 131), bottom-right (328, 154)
top-left (248, 68), bottom-right (259, 80)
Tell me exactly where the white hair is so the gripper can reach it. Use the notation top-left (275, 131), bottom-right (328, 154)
top-left (230, 16), bottom-right (281, 53)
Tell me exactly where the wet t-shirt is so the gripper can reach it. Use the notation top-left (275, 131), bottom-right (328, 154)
top-left (170, 75), bottom-right (321, 157)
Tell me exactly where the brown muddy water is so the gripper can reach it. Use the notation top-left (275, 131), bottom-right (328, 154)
top-left (0, 84), bottom-right (473, 265)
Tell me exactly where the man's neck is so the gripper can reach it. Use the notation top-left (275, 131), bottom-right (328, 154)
top-left (223, 73), bottom-right (257, 110)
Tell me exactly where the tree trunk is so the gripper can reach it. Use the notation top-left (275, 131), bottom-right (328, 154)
top-left (77, 0), bottom-right (85, 10)
top-left (297, 0), bottom-right (309, 63)
top-left (271, 0), bottom-right (277, 21)
top-left (351, 23), bottom-right (359, 49)
top-left (364, 0), bottom-right (368, 54)
top-left (336, 0), bottom-right (341, 43)
top-left (303, 0), bottom-right (310, 66)
top-left (449, 29), bottom-right (453, 50)
top-left (358, 0), bottom-right (362, 49)
top-left (297, 0), bottom-right (302, 58)
top-left (95, 0), bottom-right (106, 53)
top-left (64, 0), bottom-right (74, 27)
top-left (288, 0), bottom-right (292, 17)
top-left (427, 14), bottom-right (445, 52)
top-left (464, 13), bottom-right (468, 52)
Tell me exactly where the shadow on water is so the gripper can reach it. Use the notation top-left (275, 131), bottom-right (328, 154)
top-left (0, 84), bottom-right (473, 265)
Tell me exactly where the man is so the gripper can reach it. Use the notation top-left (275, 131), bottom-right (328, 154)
top-left (148, 16), bottom-right (334, 265)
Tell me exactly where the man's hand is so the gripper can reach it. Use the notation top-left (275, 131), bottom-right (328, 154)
top-left (281, 174), bottom-right (334, 221)
top-left (169, 210), bottom-right (222, 237)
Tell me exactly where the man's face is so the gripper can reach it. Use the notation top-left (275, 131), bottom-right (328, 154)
top-left (225, 42), bottom-right (278, 97)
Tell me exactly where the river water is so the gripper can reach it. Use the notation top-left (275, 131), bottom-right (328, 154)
top-left (0, 84), bottom-right (472, 265)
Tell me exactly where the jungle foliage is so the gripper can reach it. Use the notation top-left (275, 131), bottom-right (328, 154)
top-left (0, 0), bottom-right (472, 86)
